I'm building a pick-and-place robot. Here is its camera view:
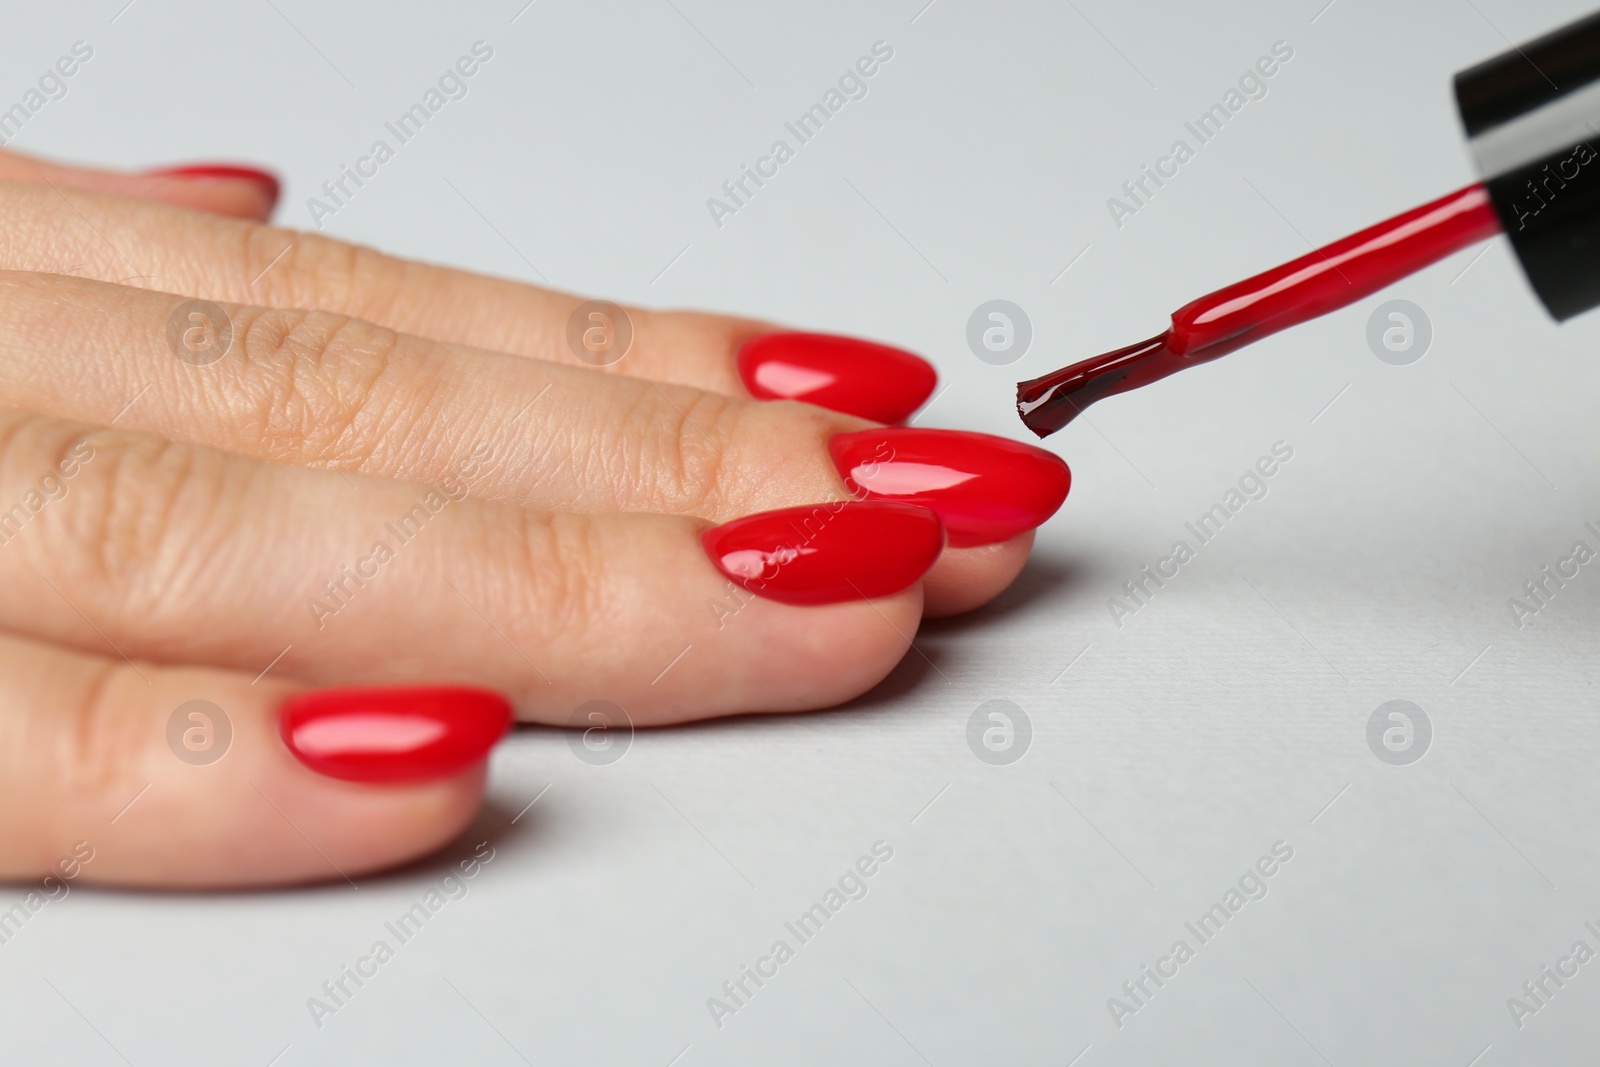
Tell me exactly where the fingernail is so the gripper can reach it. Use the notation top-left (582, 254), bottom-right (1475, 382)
top-left (829, 428), bottom-right (1071, 547)
top-left (736, 332), bottom-right (937, 423)
top-left (701, 501), bottom-right (944, 605)
top-left (279, 686), bottom-right (512, 783)
top-left (146, 164), bottom-right (281, 207)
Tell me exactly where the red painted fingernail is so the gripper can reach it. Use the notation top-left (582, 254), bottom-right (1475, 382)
top-left (701, 501), bottom-right (944, 605)
top-left (279, 686), bottom-right (512, 783)
top-left (736, 332), bottom-right (937, 423)
top-left (829, 428), bottom-right (1071, 548)
top-left (147, 164), bottom-right (281, 207)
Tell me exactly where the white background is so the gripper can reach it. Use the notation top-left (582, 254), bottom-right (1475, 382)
top-left (3, 0), bottom-right (1600, 1063)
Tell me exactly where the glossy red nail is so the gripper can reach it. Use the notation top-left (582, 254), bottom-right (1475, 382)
top-left (736, 332), bottom-right (937, 423)
top-left (280, 686), bottom-right (512, 784)
top-left (829, 428), bottom-right (1071, 548)
top-left (701, 501), bottom-right (944, 605)
top-left (147, 164), bottom-right (281, 207)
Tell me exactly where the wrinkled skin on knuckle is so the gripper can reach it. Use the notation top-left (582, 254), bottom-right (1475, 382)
top-left (0, 658), bottom-right (141, 872)
top-left (52, 664), bottom-right (157, 824)
top-left (231, 306), bottom-right (423, 468)
top-left (556, 380), bottom-right (734, 516)
top-left (647, 387), bottom-right (738, 517)
top-left (493, 508), bottom-right (606, 685)
top-left (242, 225), bottom-right (410, 328)
top-left (54, 427), bottom-right (238, 629)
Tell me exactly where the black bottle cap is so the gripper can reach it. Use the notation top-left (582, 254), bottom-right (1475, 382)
top-left (1455, 9), bottom-right (1600, 320)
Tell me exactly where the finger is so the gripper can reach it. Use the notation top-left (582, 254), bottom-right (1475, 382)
top-left (920, 532), bottom-right (1036, 619)
top-left (0, 630), bottom-right (508, 888)
top-left (0, 273), bottom-right (1065, 612)
top-left (0, 147), bottom-right (278, 220)
top-left (0, 181), bottom-right (929, 411)
top-left (0, 409), bottom-right (937, 723)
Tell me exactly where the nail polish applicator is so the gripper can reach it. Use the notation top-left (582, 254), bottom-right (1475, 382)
top-left (1019, 9), bottom-right (1600, 438)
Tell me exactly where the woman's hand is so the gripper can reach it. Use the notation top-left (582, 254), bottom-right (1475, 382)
top-left (0, 149), bottom-right (1069, 889)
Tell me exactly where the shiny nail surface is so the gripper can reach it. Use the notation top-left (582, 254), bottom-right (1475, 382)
top-left (148, 164), bottom-right (281, 206)
top-left (701, 501), bottom-right (944, 605)
top-left (829, 428), bottom-right (1070, 547)
top-left (280, 686), bottom-right (512, 783)
top-left (737, 332), bottom-right (937, 423)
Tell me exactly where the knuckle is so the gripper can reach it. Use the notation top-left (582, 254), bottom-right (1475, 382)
top-left (56, 662), bottom-right (153, 810)
top-left (245, 226), bottom-right (410, 327)
top-left (513, 510), bottom-right (605, 649)
top-left (234, 306), bottom-right (418, 466)
top-left (641, 386), bottom-right (738, 517)
top-left (60, 428), bottom-right (221, 610)
top-left (0, 653), bottom-right (136, 873)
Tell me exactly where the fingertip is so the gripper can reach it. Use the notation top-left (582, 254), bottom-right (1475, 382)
top-left (286, 765), bottom-right (492, 882)
top-left (921, 531), bottom-right (1035, 618)
top-left (736, 331), bottom-right (938, 423)
top-left (0, 149), bottom-right (280, 220)
top-left (829, 428), bottom-right (1071, 548)
top-left (699, 501), bottom-right (943, 606)
top-left (705, 584), bottom-right (925, 716)
top-left (683, 501), bottom-right (938, 713)
top-left (253, 684), bottom-right (499, 884)
top-left (277, 685), bottom-right (512, 784)
top-left (70, 672), bottom-right (501, 888)
top-left (146, 163), bottom-right (280, 200)
top-left (139, 164), bottom-right (281, 220)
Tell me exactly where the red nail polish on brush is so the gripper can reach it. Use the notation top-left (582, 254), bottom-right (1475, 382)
top-left (737, 332), bottom-right (937, 423)
top-left (701, 500), bottom-right (944, 605)
top-left (829, 428), bottom-right (1071, 547)
top-left (1017, 185), bottom-right (1500, 437)
top-left (280, 686), bottom-right (511, 783)
top-left (1019, 10), bottom-right (1600, 438)
top-left (147, 164), bottom-right (281, 208)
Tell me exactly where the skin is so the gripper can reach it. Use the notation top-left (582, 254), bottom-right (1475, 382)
top-left (0, 148), bottom-right (1041, 888)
